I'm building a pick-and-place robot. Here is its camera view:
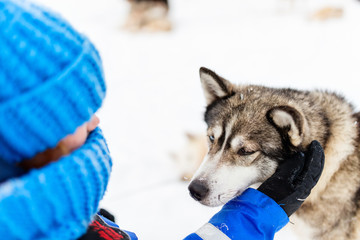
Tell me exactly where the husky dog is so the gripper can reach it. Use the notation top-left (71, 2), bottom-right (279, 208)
top-left (188, 67), bottom-right (360, 240)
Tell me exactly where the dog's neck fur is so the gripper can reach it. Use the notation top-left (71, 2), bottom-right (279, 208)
top-left (295, 91), bottom-right (357, 203)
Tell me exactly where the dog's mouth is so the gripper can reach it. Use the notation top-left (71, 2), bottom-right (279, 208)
top-left (217, 188), bottom-right (246, 204)
top-left (188, 161), bottom-right (263, 206)
top-left (189, 179), bottom-right (247, 206)
top-left (197, 191), bottom-right (243, 207)
top-left (217, 192), bottom-right (236, 204)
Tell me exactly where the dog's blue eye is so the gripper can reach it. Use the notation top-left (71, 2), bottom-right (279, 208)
top-left (209, 135), bottom-right (215, 143)
top-left (238, 148), bottom-right (254, 156)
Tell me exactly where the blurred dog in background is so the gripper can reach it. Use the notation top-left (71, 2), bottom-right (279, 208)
top-left (122, 0), bottom-right (346, 33)
top-left (123, 0), bottom-right (171, 32)
top-left (171, 133), bottom-right (207, 182)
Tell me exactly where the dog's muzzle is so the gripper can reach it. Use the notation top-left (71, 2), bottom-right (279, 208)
top-left (188, 179), bottom-right (209, 201)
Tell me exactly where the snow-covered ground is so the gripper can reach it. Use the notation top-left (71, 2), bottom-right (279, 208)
top-left (34, 0), bottom-right (360, 239)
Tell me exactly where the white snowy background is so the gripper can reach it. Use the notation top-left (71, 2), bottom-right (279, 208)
top-left (34, 0), bottom-right (360, 239)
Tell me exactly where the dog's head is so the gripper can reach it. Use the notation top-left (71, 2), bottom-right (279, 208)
top-left (188, 67), bottom-right (311, 206)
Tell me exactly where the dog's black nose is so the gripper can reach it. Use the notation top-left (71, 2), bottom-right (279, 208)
top-left (188, 180), bottom-right (209, 201)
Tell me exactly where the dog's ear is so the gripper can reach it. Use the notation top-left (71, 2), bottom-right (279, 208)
top-left (199, 67), bottom-right (234, 105)
top-left (267, 106), bottom-right (308, 148)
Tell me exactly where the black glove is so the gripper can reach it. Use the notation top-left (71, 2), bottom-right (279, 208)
top-left (257, 140), bottom-right (325, 217)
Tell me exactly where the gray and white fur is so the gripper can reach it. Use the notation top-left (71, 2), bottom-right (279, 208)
top-left (188, 67), bottom-right (360, 240)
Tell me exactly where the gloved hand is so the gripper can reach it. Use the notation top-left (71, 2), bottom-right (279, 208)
top-left (257, 140), bottom-right (325, 217)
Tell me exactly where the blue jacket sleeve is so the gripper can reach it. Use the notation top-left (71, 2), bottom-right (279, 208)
top-left (0, 127), bottom-right (112, 240)
top-left (184, 188), bottom-right (289, 240)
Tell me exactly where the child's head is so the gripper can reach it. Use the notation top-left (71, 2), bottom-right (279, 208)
top-left (0, 0), bottom-right (106, 164)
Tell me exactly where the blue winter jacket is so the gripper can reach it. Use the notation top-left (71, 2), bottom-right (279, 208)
top-left (184, 188), bottom-right (289, 240)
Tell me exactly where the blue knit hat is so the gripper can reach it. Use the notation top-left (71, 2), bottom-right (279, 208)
top-left (0, 0), bottom-right (106, 163)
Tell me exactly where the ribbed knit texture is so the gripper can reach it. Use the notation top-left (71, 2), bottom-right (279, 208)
top-left (0, 127), bottom-right (112, 240)
top-left (0, 0), bottom-right (106, 163)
